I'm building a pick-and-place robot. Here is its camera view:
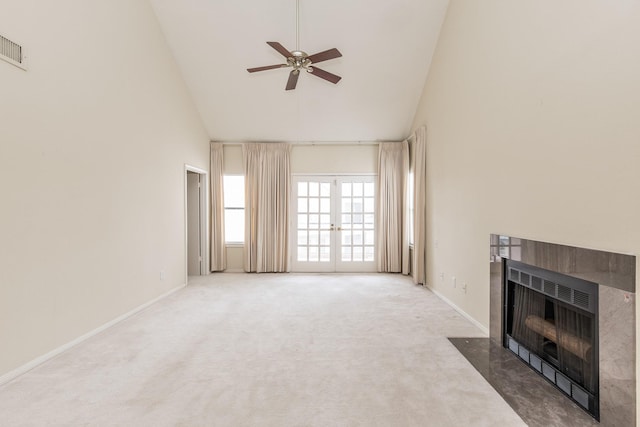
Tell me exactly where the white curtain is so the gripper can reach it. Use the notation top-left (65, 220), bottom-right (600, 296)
top-left (412, 126), bottom-right (427, 285)
top-left (210, 142), bottom-right (226, 271)
top-left (376, 141), bottom-right (410, 273)
top-left (243, 143), bottom-right (291, 273)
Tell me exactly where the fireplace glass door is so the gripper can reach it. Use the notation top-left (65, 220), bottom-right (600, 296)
top-left (504, 260), bottom-right (599, 419)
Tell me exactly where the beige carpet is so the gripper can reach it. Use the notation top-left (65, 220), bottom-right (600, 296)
top-left (0, 273), bottom-right (526, 426)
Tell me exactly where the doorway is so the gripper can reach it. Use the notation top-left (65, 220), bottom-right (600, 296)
top-left (185, 165), bottom-right (208, 282)
top-left (291, 175), bottom-right (376, 272)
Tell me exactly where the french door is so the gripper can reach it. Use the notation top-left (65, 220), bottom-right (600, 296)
top-left (291, 175), bottom-right (376, 272)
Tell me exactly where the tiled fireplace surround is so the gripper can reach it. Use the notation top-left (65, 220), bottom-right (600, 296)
top-left (489, 235), bottom-right (636, 425)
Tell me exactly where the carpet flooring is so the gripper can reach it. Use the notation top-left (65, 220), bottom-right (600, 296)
top-left (0, 273), bottom-right (526, 426)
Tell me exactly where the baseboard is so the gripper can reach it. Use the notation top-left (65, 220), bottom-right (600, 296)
top-left (0, 283), bottom-right (186, 387)
top-left (224, 269), bottom-right (244, 273)
top-left (425, 284), bottom-right (490, 336)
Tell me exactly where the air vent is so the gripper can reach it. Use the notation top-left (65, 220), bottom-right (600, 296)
top-left (509, 268), bottom-right (520, 282)
top-left (520, 272), bottom-right (531, 286)
top-left (0, 34), bottom-right (26, 70)
top-left (544, 280), bottom-right (556, 296)
top-left (557, 284), bottom-right (571, 302)
top-left (574, 290), bottom-right (590, 310)
top-left (531, 276), bottom-right (542, 291)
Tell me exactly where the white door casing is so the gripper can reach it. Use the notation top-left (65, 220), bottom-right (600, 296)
top-left (187, 172), bottom-right (201, 276)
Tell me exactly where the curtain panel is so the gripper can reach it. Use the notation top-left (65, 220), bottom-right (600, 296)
top-left (243, 143), bottom-right (292, 273)
top-left (412, 126), bottom-right (427, 285)
top-left (376, 141), bottom-right (410, 273)
top-left (210, 142), bottom-right (226, 271)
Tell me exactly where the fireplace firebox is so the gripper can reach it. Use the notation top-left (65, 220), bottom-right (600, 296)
top-left (503, 259), bottom-right (599, 419)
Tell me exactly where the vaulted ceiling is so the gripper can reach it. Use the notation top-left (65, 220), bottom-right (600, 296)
top-left (149, 0), bottom-right (449, 142)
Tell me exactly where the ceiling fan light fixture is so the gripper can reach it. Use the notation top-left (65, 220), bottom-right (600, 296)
top-left (246, 0), bottom-right (342, 90)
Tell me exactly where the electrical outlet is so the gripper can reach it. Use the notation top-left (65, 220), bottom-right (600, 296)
top-left (462, 282), bottom-right (467, 294)
top-left (160, 270), bottom-right (165, 281)
top-left (452, 276), bottom-right (456, 288)
top-left (440, 272), bottom-right (444, 281)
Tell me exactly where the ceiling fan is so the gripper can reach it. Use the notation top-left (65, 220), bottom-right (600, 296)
top-left (247, 0), bottom-right (342, 91)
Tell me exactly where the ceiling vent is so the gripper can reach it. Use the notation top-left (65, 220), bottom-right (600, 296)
top-left (1, 34), bottom-right (27, 70)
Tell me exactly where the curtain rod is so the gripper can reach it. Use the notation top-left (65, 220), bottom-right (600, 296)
top-left (212, 141), bottom-right (399, 146)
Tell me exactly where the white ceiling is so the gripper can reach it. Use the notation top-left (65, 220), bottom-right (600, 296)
top-left (149, 0), bottom-right (449, 142)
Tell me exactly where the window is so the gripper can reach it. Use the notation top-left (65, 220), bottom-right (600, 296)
top-left (223, 175), bottom-right (244, 243)
top-left (408, 171), bottom-right (414, 245)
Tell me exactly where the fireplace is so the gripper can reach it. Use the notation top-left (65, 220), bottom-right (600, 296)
top-left (503, 259), bottom-right (599, 418)
top-left (489, 235), bottom-right (636, 426)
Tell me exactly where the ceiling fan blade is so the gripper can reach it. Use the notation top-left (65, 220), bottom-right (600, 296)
top-left (267, 41), bottom-right (293, 58)
top-left (286, 70), bottom-right (300, 91)
top-left (247, 64), bottom-right (288, 73)
top-left (309, 67), bottom-right (342, 84)
top-left (306, 48), bottom-right (342, 64)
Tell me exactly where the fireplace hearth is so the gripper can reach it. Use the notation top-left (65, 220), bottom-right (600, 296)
top-left (504, 259), bottom-right (599, 418)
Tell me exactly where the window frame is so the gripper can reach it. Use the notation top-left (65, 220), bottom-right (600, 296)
top-left (223, 175), bottom-right (245, 245)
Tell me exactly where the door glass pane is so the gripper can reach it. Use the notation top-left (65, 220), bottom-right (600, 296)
top-left (364, 182), bottom-right (374, 197)
top-left (298, 214), bottom-right (307, 229)
top-left (298, 247), bottom-right (307, 262)
top-left (342, 183), bottom-right (351, 197)
top-left (320, 183), bottom-right (331, 197)
top-left (364, 230), bottom-right (374, 245)
top-left (353, 199), bottom-right (363, 213)
top-left (298, 198), bottom-right (308, 213)
top-left (320, 198), bottom-right (330, 213)
top-left (309, 246), bottom-right (319, 262)
top-left (320, 214), bottom-right (331, 228)
top-left (298, 231), bottom-right (308, 245)
top-left (342, 231), bottom-right (352, 245)
top-left (309, 198), bottom-right (319, 213)
top-left (320, 246), bottom-right (330, 262)
top-left (342, 198), bottom-right (351, 213)
top-left (364, 214), bottom-right (374, 228)
top-left (309, 214), bottom-right (319, 229)
top-left (309, 230), bottom-right (319, 245)
top-left (342, 214), bottom-right (351, 226)
top-left (309, 183), bottom-right (319, 197)
top-left (353, 246), bottom-right (363, 262)
top-left (353, 183), bottom-right (363, 197)
top-left (353, 230), bottom-right (363, 245)
top-left (364, 197), bottom-right (374, 212)
top-left (298, 182), bottom-right (308, 197)
top-left (320, 231), bottom-right (331, 246)
top-left (364, 247), bottom-right (374, 262)
top-left (342, 247), bottom-right (351, 261)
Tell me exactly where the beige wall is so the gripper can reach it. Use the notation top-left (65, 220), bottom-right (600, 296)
top-left (0, 0), bottom-right (209, 377)
top-left (291, 145), bottom-right (378, 174)
top-left (411, 0), bottom-right (640, 419)
top-left (222, 144), bottom-right (378, 270)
